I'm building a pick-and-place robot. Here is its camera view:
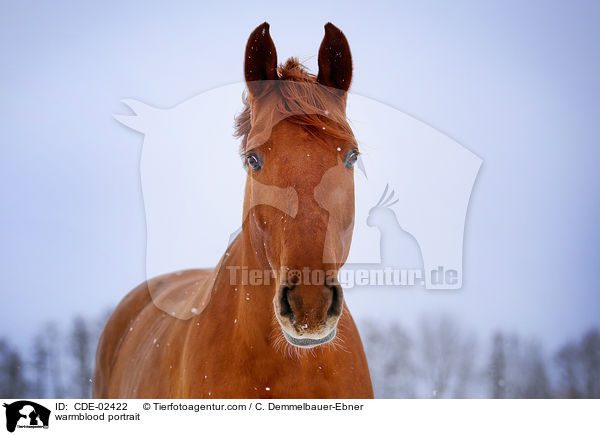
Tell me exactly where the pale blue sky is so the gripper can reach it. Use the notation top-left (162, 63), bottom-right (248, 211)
top-left (1, 1), bottom-right (599, 351)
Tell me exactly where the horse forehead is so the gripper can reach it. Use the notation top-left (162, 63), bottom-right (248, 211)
top-left (270, 121), bottom-right (314, 145)
top-left (272, 125), bottom-right (338, 162)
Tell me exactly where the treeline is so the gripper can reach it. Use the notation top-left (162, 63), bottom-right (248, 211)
top-left (360, 315), bottom-right (600, 398)
top-left (0, 311), bottom-right (109, 399)
top-left (0, 312), bottom-right (598, 398)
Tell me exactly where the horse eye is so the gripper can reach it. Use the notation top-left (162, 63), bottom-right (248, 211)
top-left (344, 150), bottom-right (359, 169)
top-left (246, 153), bottom-right (263, 171)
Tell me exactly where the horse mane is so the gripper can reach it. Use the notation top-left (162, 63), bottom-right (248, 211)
top-left (234, 58), bottom-right (355, 155)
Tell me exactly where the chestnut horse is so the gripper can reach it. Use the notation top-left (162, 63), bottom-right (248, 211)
top-left (93, 22), bottom-right (373, 398)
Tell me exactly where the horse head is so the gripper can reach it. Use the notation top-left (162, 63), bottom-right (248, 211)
top-left (238, 23), bottom-right (356, 348)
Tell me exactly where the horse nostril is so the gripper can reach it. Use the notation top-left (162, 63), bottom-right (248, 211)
top-left (327, 283), bottom-right (343, 318)
top-left (279, 285), bottom-right (294, 322)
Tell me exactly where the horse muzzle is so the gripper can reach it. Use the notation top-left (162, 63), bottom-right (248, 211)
top-left (273, 276), bottom-right (343, 348)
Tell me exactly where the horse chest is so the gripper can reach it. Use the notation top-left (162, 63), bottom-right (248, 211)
top-left (180, 333), bottom-right (369, 398)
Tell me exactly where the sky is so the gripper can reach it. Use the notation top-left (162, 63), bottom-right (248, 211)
top-left (0, 0), bottom-right (599, 353)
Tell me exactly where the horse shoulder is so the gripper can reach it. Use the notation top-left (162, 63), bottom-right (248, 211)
top-left (93, 269), bottom-right (213, 398)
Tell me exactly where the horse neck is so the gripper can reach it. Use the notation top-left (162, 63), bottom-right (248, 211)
top-left (211, 223), bottom-right (277, 345)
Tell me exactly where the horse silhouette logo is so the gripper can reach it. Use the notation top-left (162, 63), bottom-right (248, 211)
top-left (2, 401), bottom-right (50, 432)
top-left (114, 80), bottom-right (481, 304)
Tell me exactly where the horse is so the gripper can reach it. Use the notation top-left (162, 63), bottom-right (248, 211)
top-left (93, 22), bottom-right (374, 399)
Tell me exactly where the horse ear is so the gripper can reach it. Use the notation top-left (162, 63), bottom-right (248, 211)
top-left (244, 22), bottom-right (278, 96)
top-left (317, 23), bottom-right (353, 92)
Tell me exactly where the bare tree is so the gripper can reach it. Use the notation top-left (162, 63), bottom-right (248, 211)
top-left (489, 333), bottom-right (506, 398)
top-left (522, 342), bottom-right (551, 398)
top-left (384, 323), bottom-right (416, 398)
top-left (88, 307), bottom-right (113, 391)
top-left (554, 342), bottom-right (583, 398)
top-left (0, 339), bottom-right (11, 397)
top-left (0, 339), bottom-right (28, 398)
top-left (416, 314), bottom-right (476, 398)
top-left (360, 321), bottom-right (417, 398)
top-left (43, 322), bottom-right (65, 398)
top-left (31, 332), bottom-right (49, 397)
top-left (580, 328), bottom-right (600, 398)
top-left (70, 316), bottom-right (92, 398)
top-left (453, 333), bottom-right (477, 398)
top-left (361, 320), bottom-right (387, 397)
top-left (502, 336), bottom-right (552, 398)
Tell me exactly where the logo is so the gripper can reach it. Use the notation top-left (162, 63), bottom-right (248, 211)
top-left (3, 401), bottom-right (50, 433)
top-left (114, 82), bottom-right (481, 318)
